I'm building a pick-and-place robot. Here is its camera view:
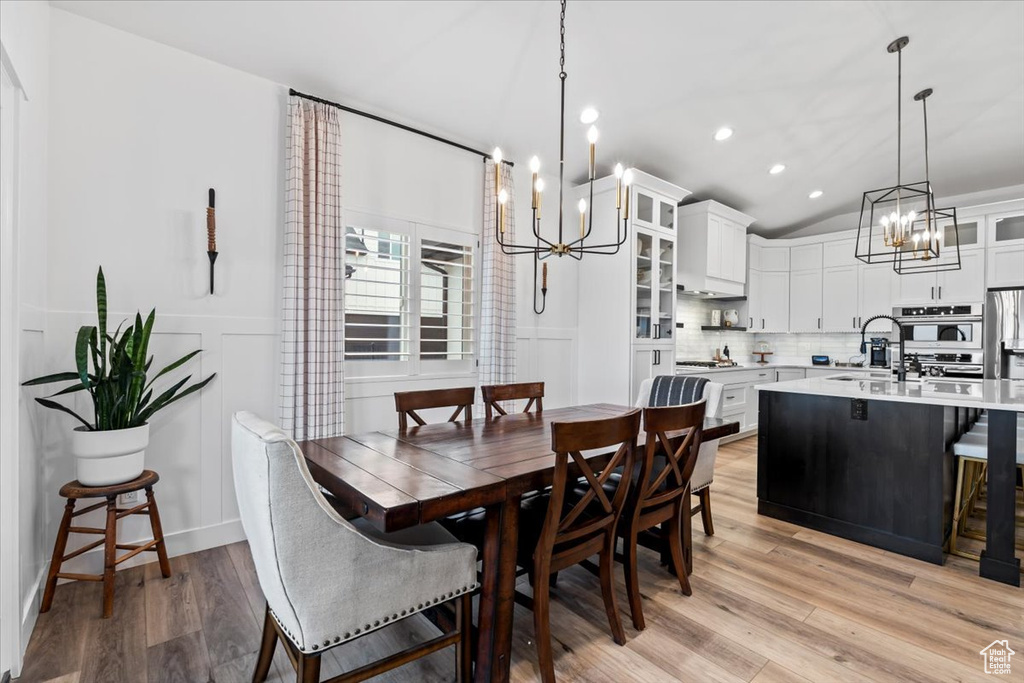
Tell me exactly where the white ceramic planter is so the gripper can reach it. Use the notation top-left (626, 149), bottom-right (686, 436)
top-left (70, 424), bottom-right (149, 486)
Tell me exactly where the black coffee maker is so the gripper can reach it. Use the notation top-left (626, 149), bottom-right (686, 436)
top-left (869, 338), bottom-right (890, 368)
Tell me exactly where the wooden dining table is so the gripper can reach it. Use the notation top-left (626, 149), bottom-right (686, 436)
top-left (299, 402), bottom-right (739, 683)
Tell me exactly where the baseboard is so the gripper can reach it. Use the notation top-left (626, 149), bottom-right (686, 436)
top-left (18, 565), bottom-right (43, 676)
top-left (56, 518), bottom-right (246, 577)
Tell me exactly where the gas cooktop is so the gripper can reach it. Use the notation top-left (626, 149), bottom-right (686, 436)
top-left (677, 360), bottom-right (728, 368)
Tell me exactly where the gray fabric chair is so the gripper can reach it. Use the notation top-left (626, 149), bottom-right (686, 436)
top-left (636, 378), bottom-right (724, 535)
top-left (231, 411), bottom-right (478, 683)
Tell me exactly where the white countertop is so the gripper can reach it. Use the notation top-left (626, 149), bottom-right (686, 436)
top-left (676, 362), bottom-right (885, 375)
top-left (758, 376), bottom-right (1024, 412)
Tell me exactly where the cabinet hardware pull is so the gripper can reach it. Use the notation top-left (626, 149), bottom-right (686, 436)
top-left (853, 317), bottom-right (856, 328)
top-left (818, 317), bottom-right (821, 329)
top-left (761, 318), bottom-right (765, 329)
top-left (931, 286), bottom-right (935, 299)
top-left (726, 395), bottom-right (736, 400)
top-left (938, 286), bottom-right (942, 300)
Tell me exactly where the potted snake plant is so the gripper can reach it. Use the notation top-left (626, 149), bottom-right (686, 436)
top-left (23, 267), bottom-right (216, 486)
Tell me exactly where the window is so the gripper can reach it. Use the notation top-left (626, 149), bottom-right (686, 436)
top-left (344, 212), bottom-right (476, 377)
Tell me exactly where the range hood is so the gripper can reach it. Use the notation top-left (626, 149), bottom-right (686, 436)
top-left (676, 285), bottom-right (746, 301)
top-left (676, 200), bottom-right (756, 299)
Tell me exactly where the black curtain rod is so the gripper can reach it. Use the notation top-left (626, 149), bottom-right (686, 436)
top-left (289, 88), bottom-right (514, 167)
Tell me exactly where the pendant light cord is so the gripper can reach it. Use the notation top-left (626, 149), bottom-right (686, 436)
top-left (556, 0), bottom-right (567, 247)
top-left (896, 46), bottom-right (902, 186)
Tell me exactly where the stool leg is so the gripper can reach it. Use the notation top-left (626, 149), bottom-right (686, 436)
top-left (950, 457), bottom-right (966, 555)
top-left (102, 495), bottom-right (117, 618)
top-left (41, 499), bottom-right (76, 613)
top-left (146, 486), bottom-right (171, 578)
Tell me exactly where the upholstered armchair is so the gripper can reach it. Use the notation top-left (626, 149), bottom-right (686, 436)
top-left (231, 412), bottom-right (478, 682)
top-left (635, 378), bottom-right (724, 535)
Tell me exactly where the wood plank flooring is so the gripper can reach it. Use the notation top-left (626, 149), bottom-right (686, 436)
top-left (17, 437), bottom-right (1023, 683)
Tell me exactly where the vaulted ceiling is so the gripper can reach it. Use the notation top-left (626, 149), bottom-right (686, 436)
top-left (52, 0), bottom-right (1024, 233)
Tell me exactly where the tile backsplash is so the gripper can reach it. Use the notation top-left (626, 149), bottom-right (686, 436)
top-left (674, 299), bottom-right (868, 363)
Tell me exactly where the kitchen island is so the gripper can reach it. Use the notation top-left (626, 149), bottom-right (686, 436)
top-left (757, 376), bottom-right (1023, 586)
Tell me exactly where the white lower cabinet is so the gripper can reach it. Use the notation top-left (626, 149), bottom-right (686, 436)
top-left (774, 368), bottom-right (806, 382)
top-left (631, 343), bottom-right (674, 405)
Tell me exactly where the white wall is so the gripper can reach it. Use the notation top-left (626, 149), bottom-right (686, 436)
top-left (0, 0), bottom-right (50, 674)
top-left (40, 9), bottom-right (580, 581)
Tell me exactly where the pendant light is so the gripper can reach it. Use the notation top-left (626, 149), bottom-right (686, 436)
top-left (854, 37), bottom-right (938, 271)
top-left (893, 88), bottom-right (961, 274)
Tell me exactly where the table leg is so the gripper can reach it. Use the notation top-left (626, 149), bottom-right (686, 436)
top-left (979, 409), bottom-right (1020, 586)
top-left (474, 496), bottom-right (520, 683)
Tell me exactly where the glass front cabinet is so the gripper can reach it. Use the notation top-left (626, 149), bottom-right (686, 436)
top-left (634, 229), bottom-right (676, 342)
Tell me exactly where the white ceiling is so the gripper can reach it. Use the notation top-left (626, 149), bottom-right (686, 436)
top-left (51, 0), bottom-right (1024, 233)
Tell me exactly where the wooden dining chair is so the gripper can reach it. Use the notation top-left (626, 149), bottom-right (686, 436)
top-left (481, 381), bottom-right (544, 420)
top-left (620, 400), bottom-right (706, 631)
top-left (394, 387), bottom-right (475, 431)
top-left (517, 409), bottom-right (641, 683)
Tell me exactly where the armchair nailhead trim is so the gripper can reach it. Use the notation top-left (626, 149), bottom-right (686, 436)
top-left (279, 580), bottom-right (483, 655)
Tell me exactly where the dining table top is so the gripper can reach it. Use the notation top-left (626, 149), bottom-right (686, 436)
top-left (300, 402), bottom-right (740, 532)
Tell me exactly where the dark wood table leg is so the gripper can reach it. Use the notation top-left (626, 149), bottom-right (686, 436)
top-left (979, 410), bottom-right (1021, 586)
top-left (474, 496), bottom-right (520, 683)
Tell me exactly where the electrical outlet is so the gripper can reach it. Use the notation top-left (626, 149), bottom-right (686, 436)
top-left (118, 490), bottom-right (139, 506)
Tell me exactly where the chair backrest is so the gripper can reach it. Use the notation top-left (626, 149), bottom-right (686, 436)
top-left (637, 400), bottom-right (706, 512)
top-left (481, 382), bottom-right (544, 420)
top-left (231, 411), bottom-right (370, 646)
top-left (394, 387), bottom-right (475, 431)
top-left (635, 377), bottom-right (722, 418)
top-left (535, 409), bottom-right (641, 572)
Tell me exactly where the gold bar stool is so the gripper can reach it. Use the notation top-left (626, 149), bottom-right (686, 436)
top-left (41, 470), bottom-right (171, 618)
top-left (949, 432), bottom-right (1024, 561)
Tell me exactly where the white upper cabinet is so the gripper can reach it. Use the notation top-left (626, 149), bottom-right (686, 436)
top-left (677, 200), bottom-right (755, 296)
top-left (633, 187), bottom-right (677, 236)
top-left (759, 246), bottom-right (790, 272)
top-left (751, 270), bottom-right (790, 332)
top-left (988, 210), bottom-right (1024, 248)
top-left (790, 243), bottom-right (823, 271)
top-left (823, 239), bottom-right (857, 268)
top-left (859, 264), bottom-right (896, 332)
top-left (822, 266), bottom-right (859, 332)
top-left (789, 269), bottom-right (823, 332)
top-left (988, 246), bottom-right (1024, 289)
top-left (894, 250), bottom-right (985, 304)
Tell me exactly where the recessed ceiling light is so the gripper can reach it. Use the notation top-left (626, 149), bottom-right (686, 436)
top-left (769, 164), bottom-right (786, 175)
top-left (580, 107), bottom-right (599, 124)
top-left (713, 127), bottom-right (734, 141)
top-left (809, 190), bottom-right (823, 199)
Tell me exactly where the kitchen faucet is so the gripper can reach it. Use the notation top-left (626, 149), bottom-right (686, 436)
top-left (860, 315), bottom-right (907, 382)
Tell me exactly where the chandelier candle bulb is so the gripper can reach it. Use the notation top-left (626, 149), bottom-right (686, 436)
top-left (614, 163), bottom-right (623, 209)
top-left (587, 126), bottom-right (598, 180)
top-left (492, 147), bottom-right (502, 195)
top-left (535, 178), bottom-right (544, 219)
top-left (530, 156), bottom-right (540, 209)
top-left (498, 189), bottom-right (508, 233)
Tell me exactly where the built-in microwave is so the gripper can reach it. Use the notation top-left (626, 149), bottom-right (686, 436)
top-left (893, 304), bottom-right (983, 350)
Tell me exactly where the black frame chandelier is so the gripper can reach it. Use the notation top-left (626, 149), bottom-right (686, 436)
top-left (490, 0), bottom-right (631, 315)
top-left (854, 36), bottom-right (960, 274)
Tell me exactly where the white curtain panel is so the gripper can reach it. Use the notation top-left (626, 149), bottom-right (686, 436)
top-left (478, 161), bottom-right (518, 405)
top-left (280, 97), bottom-right (345, 440)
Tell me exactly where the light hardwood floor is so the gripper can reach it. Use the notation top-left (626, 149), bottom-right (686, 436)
top-left (17, 437), bottom-right (1024, 683)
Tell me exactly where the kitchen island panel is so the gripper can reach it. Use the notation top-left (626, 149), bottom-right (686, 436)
top-left (758, 391), bottom-right (954, 564)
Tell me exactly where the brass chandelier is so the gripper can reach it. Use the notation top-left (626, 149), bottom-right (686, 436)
top-left (490, 0), bottom-right (631, 270)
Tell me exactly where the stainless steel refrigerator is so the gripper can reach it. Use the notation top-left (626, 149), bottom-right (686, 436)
top-left (985, 287), bottom-right (1024, 380)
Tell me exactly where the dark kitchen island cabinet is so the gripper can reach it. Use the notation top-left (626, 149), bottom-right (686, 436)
top-left (757, 376), bottom-right (1023, 586)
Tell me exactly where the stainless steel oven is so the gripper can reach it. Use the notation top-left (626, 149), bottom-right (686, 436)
top-left (893, 304), bottom-right (983, 351)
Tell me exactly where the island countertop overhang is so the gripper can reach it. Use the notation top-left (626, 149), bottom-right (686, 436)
top-left (756, 376), bottom-right (1024, 413)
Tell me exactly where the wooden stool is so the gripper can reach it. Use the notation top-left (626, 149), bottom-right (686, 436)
top-left (40, 470), bottom-right (171, 618)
